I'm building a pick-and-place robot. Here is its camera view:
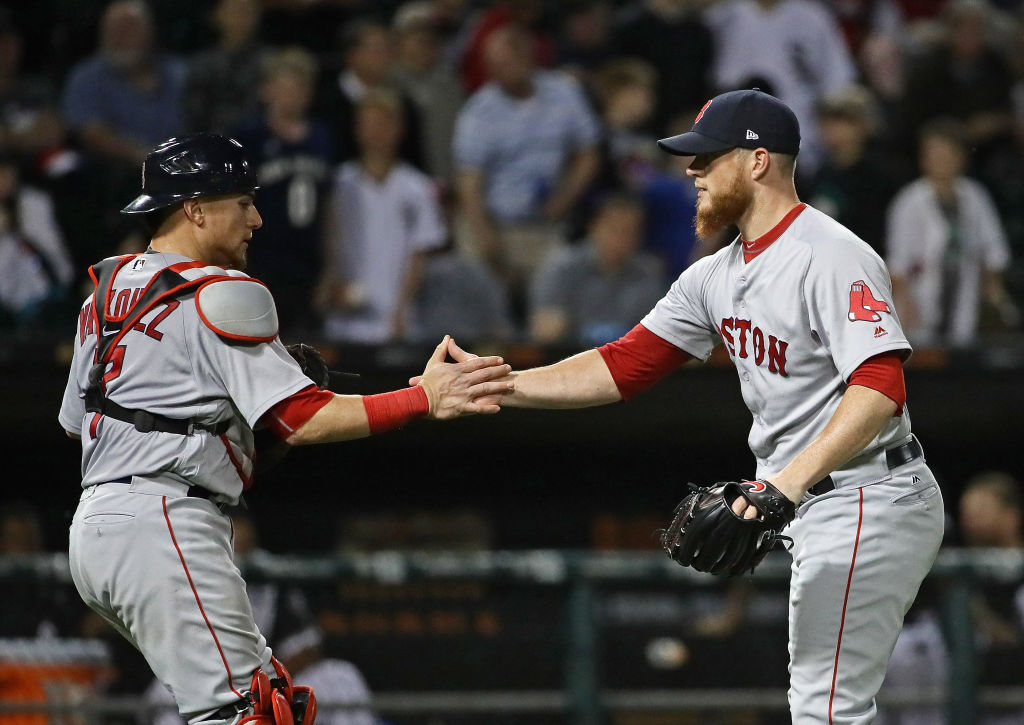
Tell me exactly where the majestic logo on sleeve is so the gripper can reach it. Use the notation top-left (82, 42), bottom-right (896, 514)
top-left (718, 318), bottom-right (789, 377)
top-left (848, 280), bottom-right (890, 323)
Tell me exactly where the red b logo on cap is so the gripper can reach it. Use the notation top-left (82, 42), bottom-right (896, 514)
top-left (694, 99), bottom-right (713, 124)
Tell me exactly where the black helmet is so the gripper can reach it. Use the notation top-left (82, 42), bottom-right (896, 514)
top-left (121, 133), bottom-right (258, 215)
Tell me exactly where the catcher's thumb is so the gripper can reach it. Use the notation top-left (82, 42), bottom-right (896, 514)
top-left (408, 375), bottom-right (424, 386)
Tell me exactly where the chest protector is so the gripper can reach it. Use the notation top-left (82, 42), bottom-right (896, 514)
top-left (83, 255), bottom-right (238, 436)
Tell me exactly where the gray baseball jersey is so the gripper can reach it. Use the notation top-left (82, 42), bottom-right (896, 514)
top-left (642, 204), bottom-right (912, 485)
top-left (641, 204), bottom-right (944, 723)
top-left (59, 251), bottom-right (311, 502)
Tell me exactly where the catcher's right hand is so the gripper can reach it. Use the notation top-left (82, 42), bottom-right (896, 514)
top-left (660, 479), bottom-right (796, 577)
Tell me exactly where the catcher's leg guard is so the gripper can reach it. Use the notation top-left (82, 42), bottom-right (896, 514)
top-left (233, 659), bottom-right (317, 725)
top-left (269, 656), bottom-right (317, 725)
top-left (235, 668), bottom-right (291, 725)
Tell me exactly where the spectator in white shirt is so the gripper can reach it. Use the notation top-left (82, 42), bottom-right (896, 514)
top-left (704, 0), bottom-right (858, 177)
top-left (886, 118), bottom-right (1018, 347)
top-left (318, 90), bottom-right (446, 344)
top-left (453, 23), bottom-right (601, 312)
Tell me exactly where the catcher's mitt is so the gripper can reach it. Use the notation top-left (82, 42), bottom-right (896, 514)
top-left (660, 479), bottom-right (796, 577)
top-left (285, 343), bottom-right (331, 390)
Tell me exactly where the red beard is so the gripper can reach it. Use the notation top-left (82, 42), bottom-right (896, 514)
top-left (694, 172), bottom-right (753, 240)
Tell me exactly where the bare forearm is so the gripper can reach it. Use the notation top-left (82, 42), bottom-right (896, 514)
top-left (80, 123), bottom-right (148, 164)
top-left (544, 147), bottom-right (599, 219)
top-left (457, 170), bottom-right (498, 252)
top-left (769, 385), bottom-right (898, 500)
top-left (503, 348), bottom-right (621, 409)
top-left (395, 254), bottom-right (427, 318)
top-left (285, 395), bottom-right (370, 445)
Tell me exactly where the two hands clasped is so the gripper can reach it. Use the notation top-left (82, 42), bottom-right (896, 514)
top-left (413, 335), bottom-right (515, 420)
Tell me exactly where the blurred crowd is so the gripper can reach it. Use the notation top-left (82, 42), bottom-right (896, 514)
top-left (1, 0), bottom-right (1024, 351)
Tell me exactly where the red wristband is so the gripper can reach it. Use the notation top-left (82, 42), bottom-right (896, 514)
top-left (362, 386), bottom-right (430, 434)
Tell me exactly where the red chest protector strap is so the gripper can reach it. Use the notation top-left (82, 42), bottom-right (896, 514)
top-left (84, 255), bottom-right (235, 436)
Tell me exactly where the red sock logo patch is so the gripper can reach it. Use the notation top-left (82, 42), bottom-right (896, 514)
top-left (848, 280), bottom-right (890, 322)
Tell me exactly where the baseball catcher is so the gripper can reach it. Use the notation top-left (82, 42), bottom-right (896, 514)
top-left (660, 479), bottom-right (796, 576)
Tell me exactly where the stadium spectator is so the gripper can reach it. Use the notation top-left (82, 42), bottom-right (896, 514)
top-left (981, 116), bottom-right (1024, 310)
top-left (832, 0), bottom-right (904, 55)
top-left (589, 60), bottom-right (700, 280)
top-left (958, 471), bottom-right (1024, 725)
top-left (556, 0), bottom-right (616, 81)
top-left (412, 243), bottom-right (515, 344)
top-left (0, 502), bottom-right (83, 637)
top-left (805, 85), bottom-right (910, 255)
top-left (0, 150), bottom-right (74, 330)
top-left (704, 0), bottom-right (858, 177)
top-left (610, 0), bottom-right (715, 137)
top-left (183, 0), bottom-right (269, 134)
top-left (391, 2), bottom-right (465, 183)
top-left (230, 47), bottom-right (335, 336)
top-left (886, 119), bottom-right (1018, 348)
top-left (314, 19), bottom-right (424, 169)
top-left (897, 0), bottom-right (1015, 166)
top-left (528, 192), bottom-right (663, 346)
top-left (318, 90), bottom-right (446, 344)
top-left (452, 23), bottom-right (600, 313)
top-left (457, 0), bottom-right (558, 93)
top-left (60, 0), bottom-right (186, 247)
top-left (61, 0), bottom-right (185, 165)
top-left (0, 9), bottom-right (71, 179)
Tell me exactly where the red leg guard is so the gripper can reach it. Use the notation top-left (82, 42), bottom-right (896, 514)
top-left (269, 657), bottom-right (317, 725)
top-left (291, 687), bottom-right (317, 725)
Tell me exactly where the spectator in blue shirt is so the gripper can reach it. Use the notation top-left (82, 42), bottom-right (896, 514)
top-left (61, 0), bottom-right (186, 166)
top-left (453, 23), bottom-right (601, 314)
top-left (60, 0), bottom-right (186, 248)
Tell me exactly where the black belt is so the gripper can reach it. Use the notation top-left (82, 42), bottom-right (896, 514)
top-left (107, 476), bottom-right (217, 501)
top-left (85, 395), bottom-right (229, 437)
top-left (808, 438), bottom-right (923, 496)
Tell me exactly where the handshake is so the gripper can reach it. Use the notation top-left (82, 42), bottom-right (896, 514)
top-left (288, 335), bottom-right (516, 420)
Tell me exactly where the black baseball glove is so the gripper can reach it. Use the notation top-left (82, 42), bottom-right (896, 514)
top-left (660, 479), bottom-right (796, 577)
top-left (285, 343), bottom-right (331, 390)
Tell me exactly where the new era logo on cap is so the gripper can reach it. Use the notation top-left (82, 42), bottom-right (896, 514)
top-left (657, 89), bottom-right (801, 157)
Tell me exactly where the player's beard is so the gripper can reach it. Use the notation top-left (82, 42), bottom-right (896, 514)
top-left (694, 172), bottom-right (753, 240)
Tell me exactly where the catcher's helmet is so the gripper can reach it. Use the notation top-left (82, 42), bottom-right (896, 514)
top-left (121, 133), bottom-right (258, 216)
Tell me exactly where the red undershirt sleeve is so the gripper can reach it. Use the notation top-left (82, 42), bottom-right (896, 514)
top-left (263, 384), bottom-right (335, 439)
top-left (847, 350), bottom-right (906, 415)
top-left (597, 323), bottom-right (692, 400)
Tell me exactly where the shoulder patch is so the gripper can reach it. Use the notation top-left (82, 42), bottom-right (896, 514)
top-left (195, 278), bottom-right (278, 342)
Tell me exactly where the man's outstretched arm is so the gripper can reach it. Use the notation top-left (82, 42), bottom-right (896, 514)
top-left (502, 348), bottom-right (622, 409)
top-left (443, 324), bottom-right (693, 410)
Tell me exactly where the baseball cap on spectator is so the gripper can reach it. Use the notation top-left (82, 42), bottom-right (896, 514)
top-left (817, 85), bottom-right (874, 121)
top-left (393, 1), bottom-right (435, 31)
top-left (657, 88), bottom-right (801, 156)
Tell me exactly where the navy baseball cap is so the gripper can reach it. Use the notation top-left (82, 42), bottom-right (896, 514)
top-left (658, 89), bottom-right (801, 156)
